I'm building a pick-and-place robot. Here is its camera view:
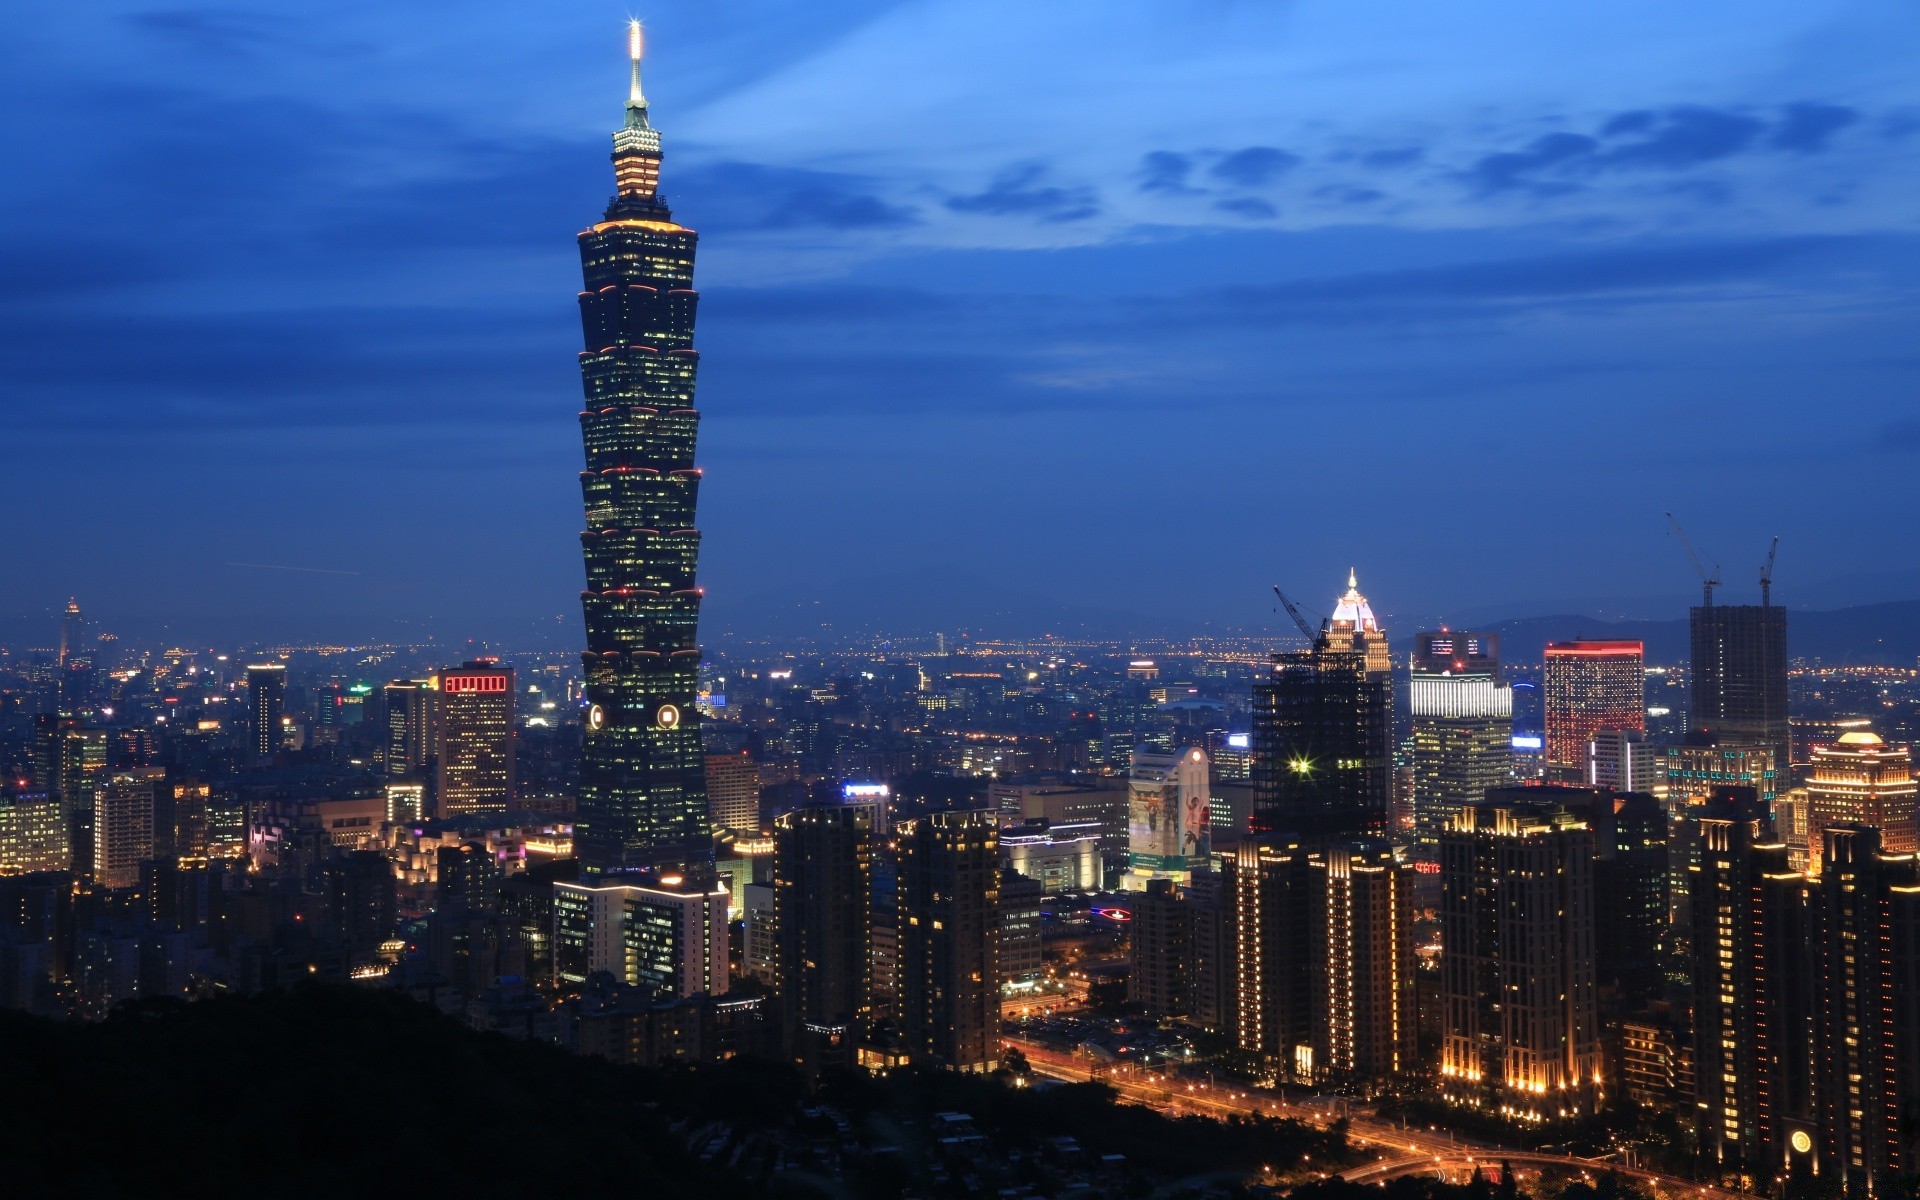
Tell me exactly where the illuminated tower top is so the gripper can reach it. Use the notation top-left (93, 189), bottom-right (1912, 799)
top-left (610, 21), bottom-right (664, 211)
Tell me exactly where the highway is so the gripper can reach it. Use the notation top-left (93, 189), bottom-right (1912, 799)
top-left (1004, 1036), bottom-right (1756, 1200)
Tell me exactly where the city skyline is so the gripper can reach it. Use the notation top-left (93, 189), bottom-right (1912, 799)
top-left (4, 4), bottom-right (1919, 643)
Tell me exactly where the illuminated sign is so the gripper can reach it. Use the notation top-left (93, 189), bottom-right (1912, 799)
top-left (1512, 735), bottom-right (1544, 751)
top-left (442, 674), bottom-right (508, 694)
top-left (1226, 733), bottom-right (1250, 750)
top-left (656, 703), bottom-right (680, 729)
top-left (843, 784), bottom-right (890, 799)
top-left (586, 704), bottom-right (606, 731)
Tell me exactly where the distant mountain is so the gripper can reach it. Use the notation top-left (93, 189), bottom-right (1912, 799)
top-left (1406, 600), bottom-right (1920, 665)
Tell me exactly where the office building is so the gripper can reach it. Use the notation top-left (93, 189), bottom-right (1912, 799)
top-left (1409, 630), bottom-right (1513, 844)
top-left (1805, 731), bottom-right (1917, 869)
top-left (897, 810), bottom-right (1000, 1072)
top-left (1252, 572), bottom-right (1392, 840)
top-left (94, 769), bottom-right (162, 890)
top-left (58, 596), bottom-right (85, 666)
top-left (773, 805), bottom-right (872, 1074)
top-left (704, 750), bottom-right (760, 836)
top-left (553, 871), bottom-right (730, 1001)
top-left (1439, 799), bottom-right (1602, 1120)
top-left (572, 28), bottom-right (712, 880)
top-left (1663, 743), bottom-right (1782, 814)
top-left (1587, 727), bottom-right (1658, 792)
top-left (999, 818), bottom-right (1101, 893)
top-left (999, 871), bottom-right (1044, 987)
top-left (1690, 601), bottom-right (1790, 769)
top-left (1121, 746), bottom-right (1211, 890)
top-left (383, 679), bottom-right (437, 779)
top-left (1542, 640), bottom-right (1644, 784)
top-left (0, 790), bottom-right (67, 875)
top-left (246, 664), bottom-right (286, 759)
top-left (435, 661), bottom-right (515, 817)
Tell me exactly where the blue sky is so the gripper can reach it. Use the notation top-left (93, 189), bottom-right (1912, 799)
top-left (3, 1), bottom-right (1917, 644)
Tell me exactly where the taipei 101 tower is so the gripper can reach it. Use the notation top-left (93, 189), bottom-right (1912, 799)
top-left (572, 25), bottom-right (711, 879)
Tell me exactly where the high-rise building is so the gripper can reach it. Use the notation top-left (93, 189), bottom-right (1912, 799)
top-left (1588, 789), bottom-right (1670, 1006)
top-left (1130, 878), bottom-right (1191, 1019)
top-left (1805, 731), bottom-right (1917, 869)
top-left (1542, 640), bottom-right (1644, 784)
top-left (773, 805), bottom-right (872, 1074)
top-left (897, 810), bottom-right (1000, 1072)
top-left (246, 664), bottom-right (286, 760)
top-left (1586, 727), bottom-right (1659, 792)
top-left (1121, 747), bottom-right (1211, 890)
top-left (705, 750), bottom-right (760, 836)
top-left (572, 27), bottom-right (711, 880)
top-left (0, 789), bottom-right (67, 875)
top-left (1690, 800), bottom-right (1799, 1173)
top-left (553, 871), bottom-right (729, 1001)
top-left (1409, 630), bottom-right (1512, 845)
top-left (1813, 825), bottom-right (1920, 1191)
top-left (1690, 601), bottom-right (1789, 769)
top-left (57, 597), bottom-right (85, 667)
top-left (1439, 798), bottom-right (1602, 1120)
top-left (94, 769), bottom-right (162, 890)
top-left (1314, 840), bottom-right (1416, 1083)
top-left (1185, 865), bottom-right (1237, 1036)
top-left (383, 679), bottom-right (437, 779)
top-left (1252, 571), bottom-right (1392, 841)
top-left (434, 661), bottom-right (515, 817)
top-left (1663, 743), bottom-right (1782, 814)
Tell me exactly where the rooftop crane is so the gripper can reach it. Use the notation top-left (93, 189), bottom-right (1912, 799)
top-left (1760, 535), bottom-right (1780, 607)
top-left (1665, 512), bottom-right (1722, 607)
top-left (1272, 585), bottom-right (1321, 644)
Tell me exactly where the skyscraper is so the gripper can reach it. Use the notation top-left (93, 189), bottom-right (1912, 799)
top-left (1409, 630), bottom-right (1512, 845)
top-left (573, 25), bottom-right (711, 880)
top-left (704, 750), bottom-right (760, 836)
top-left (1542, 640), bottom-right (1644, 784)
top-left (57, 597), bottom-right (84, 667)
top-left (434, 661), bottom-right (515, 817)
top-left (773, 805), bottom-right (873, 1074)
top-left (897, 810), bottom-right (1000, 1072)
top-left (246, 664), bottom-right (286, 760)
top-left (1439, 798), bottom-right (1603, 1120)
top-left (1690, 601), bottom-right (1789, 768)
top-left (1252, 571), bottom-right (1392, 841)
top-left (94, 769), bottom-right (161, 890)
top-left (383, 678), bottom-right (437, 779)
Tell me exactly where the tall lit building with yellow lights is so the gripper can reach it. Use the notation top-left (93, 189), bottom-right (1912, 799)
top-left (573, 24), bottom-right (712, 879)
top-left (1439, 799), bottom-right (1602, 1120)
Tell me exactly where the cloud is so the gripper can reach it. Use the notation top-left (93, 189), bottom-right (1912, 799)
top-left (678, 162), bottom-right (919, 231)
top-left (1467, 131), bottom-right (1598, 193)
top-left (945, 163), bottom-right (1098, 222)
top-left (1215, 197), bottom-right (1276, 220)
top-left (1138, 151), bottom-right (1196, 193)
top-left (1596, 106), bottom-right (1763, 168)
top-left (1771, 102), bottom-right (1859, 152)
top-left (1210, 146), bottom-right (1301, 187)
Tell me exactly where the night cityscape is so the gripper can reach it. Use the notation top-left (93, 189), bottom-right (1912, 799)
top-left (5, 6), bottom-right (1920, 1199)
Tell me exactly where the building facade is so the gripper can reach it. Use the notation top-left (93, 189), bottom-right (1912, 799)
top-left (1542, 640), bottom-right (1644, 784)
top-left (435, 661), bottom-right (515, 817)
top-left (897, 810), bottom-right (1000, 1072)
top-left (1690, 602), bottom-right (1790, 769)
top-left (1409, 630), bottom-right (1512, 845)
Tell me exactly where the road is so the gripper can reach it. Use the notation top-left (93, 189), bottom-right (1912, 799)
top-left (1004, 1036), bottom-right (1756, 1200)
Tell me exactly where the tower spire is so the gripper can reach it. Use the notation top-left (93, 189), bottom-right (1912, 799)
top-left (625, 20), bottom-right (650, 128)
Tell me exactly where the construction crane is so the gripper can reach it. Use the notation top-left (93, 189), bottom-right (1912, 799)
top-left (1760, 535), bottom-right (1780, 607)
top-left (1272, 585), bottom-right (1320, 644)
top-left (1665, 512), bottom-right (1721, 607)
